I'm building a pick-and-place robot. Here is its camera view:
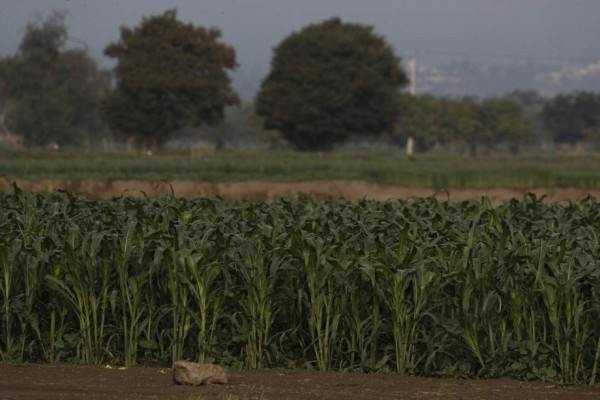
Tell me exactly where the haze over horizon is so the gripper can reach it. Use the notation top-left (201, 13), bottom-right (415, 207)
top-left (1, 0), bottom-right (599, 99)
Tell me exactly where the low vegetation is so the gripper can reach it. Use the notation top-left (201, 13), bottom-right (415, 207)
top-left (1, 187), bottom-right (599, 384)
top-left (1, 150), bottom-right (600, 188)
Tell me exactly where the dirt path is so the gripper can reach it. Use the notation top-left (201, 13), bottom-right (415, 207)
top-left (3, 179), bottom-right (600, 205)
top-left (1, 363), bottom-right (600, 400)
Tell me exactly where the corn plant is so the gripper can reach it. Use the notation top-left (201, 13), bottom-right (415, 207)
top-left (1, 188), bottom-right (599, 383)
top-left (298, 233), bottom-right (343, 371)
top-left (46, 227), bottom-right (112, 364)
top-left (180, 251), bottom-right (225, 364)
top-left (234, 240), bottom-right (274, 368)
top-left (0, 239), bottom-right (21, 361)
top-left (109, 215), bottom-right (153, 366)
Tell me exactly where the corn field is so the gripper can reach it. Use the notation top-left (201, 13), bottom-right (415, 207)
top-left (1, 185), bottom-right (599, 384)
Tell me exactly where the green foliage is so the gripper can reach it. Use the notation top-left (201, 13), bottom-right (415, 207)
top-left (1, 189), bottom-right (600, 384)
top-left (480, 98), bottom-right (532, 153)
top-left (3, 150), bottom-right (600, 188)
top-left (395, 95), bottom-right (454, 151)
top-left (100, 10), bottom-right (239, 150)
top-left (0, 11), bottom-right (109, 147)
top-left (585, 126), bottom-right (600, 150)
top-left (256, 18), bottom-right (408, 151)
top-left (396, 95), bottom-right (532, 155)
top-left (542, 92), bottom-right (600, 144)
top-left (502, 90), bottom-right (549, 146)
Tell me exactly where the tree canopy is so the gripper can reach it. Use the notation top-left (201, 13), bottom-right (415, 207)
top-left (395, 95), bottom-right (532, 155)
top-left (502, 90), bottom-right (549, 147)
top-left (255, 18), bottom-right (408, 151)
top-left (100, 10), bottom-right (239, 150)
top-left (0, 11), bottom-right (109, 147)
top-left (480, 98), bottom-right (532, 153)
top-left (395, 95), bottom-right (455, 151)
top-left (542, 92), bottom-right (600, 144)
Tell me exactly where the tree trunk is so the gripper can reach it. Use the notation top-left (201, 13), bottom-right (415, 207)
top-left (469, 140), bottom-right (477, 158)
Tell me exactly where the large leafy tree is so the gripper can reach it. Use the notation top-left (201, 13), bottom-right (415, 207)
top-left (255, 18), bottom-right (408, 151)
top-left (0, 11), bottom-right (109, 147)
top-left (100, 10), bottom-right (239, 150)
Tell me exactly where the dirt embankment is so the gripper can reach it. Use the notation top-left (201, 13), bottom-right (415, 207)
top-left (2, 178), bottom-right (600, 205)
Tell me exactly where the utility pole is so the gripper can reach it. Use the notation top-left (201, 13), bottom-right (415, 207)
top-left (406, 55), bottom-right (417, 156)
top-left (408, 55), bottom-right (417, 96)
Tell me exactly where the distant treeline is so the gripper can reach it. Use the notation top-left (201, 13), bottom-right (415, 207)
top-left (395, 91), bottom-right (600, 155)
top-left (0, 10), bottom-right (599, 153)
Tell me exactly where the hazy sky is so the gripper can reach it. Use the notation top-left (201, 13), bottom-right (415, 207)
top-left (0, 0), bottom-right (599, 96)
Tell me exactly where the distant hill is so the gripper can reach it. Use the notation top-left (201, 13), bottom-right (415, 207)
top-left (232, 58), bottom-right (600, 101)
top-left (412, 59), bottom-right (600, 97)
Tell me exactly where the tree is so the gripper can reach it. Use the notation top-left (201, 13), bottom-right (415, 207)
top-left (585, 126), bottom-right (600, 150)
top-left (450, 97), bottom-right (483, 157)
top-left (448, 97), bottom-right (532, 156)
top-left (503, 90), bottom-right (549, 148)
top-left (480, 98), bottom-right (532, 153)
top-left (394, 95), bottom-right (531, 155)
top-left (395, 95), bottom-right (454, 152)
top-left (0, 11), bottom-right (109, 147)
top-left (255, 18), bottom-right (408, 151)
top-left (100, 10), bottom-right (239, 150)
top-left (541, 92), bottom-right (600, 144)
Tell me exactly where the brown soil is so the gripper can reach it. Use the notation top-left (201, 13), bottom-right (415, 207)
top-left (3, 179), bottom-right (600, 205)
top-left (1, 363), bottom-right (600, 400)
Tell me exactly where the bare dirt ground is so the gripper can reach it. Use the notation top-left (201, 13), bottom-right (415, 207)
top-left (3, 179), bottom-right (600, 205)
top-left (1, 363), bottom-right (600, 400)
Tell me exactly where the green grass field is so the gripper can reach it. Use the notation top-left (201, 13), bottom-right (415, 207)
top-left (1, 148), bottom-right (600, 188)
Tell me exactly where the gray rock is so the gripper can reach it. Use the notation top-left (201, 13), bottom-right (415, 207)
top-left (172, 361), bottom-right (228, 386)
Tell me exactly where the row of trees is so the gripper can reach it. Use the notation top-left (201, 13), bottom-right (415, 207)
top-left (395, 95), bottom-right (531, 155)
top-left (0, 10), bottom-right (599, 152)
